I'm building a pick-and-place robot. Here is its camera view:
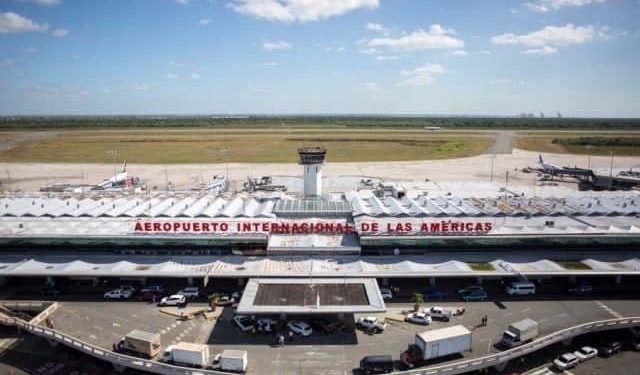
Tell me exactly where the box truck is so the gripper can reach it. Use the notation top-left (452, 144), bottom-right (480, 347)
top-left (400, 325), bottom-right (472, 368)
top-left (114, 329), bottom-right (161, 359)
top-left (212, 350), bottom-right (248, 373)
top-left (163, 342), bottom-right (211, 368)
top-left (500, 318), bottom-right (539, 348)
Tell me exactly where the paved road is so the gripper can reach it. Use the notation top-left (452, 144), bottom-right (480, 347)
top-left (486, 131), bottom-right (514, 155)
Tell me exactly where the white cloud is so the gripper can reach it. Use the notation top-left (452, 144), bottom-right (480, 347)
top-left (175, 0), bottom-right (190, 5)
top-left (451, 50), bottom-right (467, 56)
top-left (523, 45), bottom-right (558, 54)
top-left (167, 73), bottom-right (179, 79)
top-left (325, 46), bottom-right (346, 53)
top-left (376, 55), bottom-right (400, 61)
top-left (525, 0), bottom-right (608, 12)
top-left (368, 25), bottom-right (464, 51)
top-left (198, 18), bottom-right (213, 25)
top-left (262, 40), bottom-right (293, 50)
top-left (24, 47), bottom-right (38, 54)
top-left (399, 63), bottom-right (446, 86)
top-left (360, 81), bottom-right (380, 92)
top-left (492, 24), bottom-right (598, 54)
top-left (0, 12), bottom-right (49, 34)
top-left (15, 0), bottom-right (61, 6)
top-left (358, 48), bottom-right (381, 55)
top-left (229, 0), bottom-right (379, 22)
top-left (366, 22), bottom-right (389, 35)
top-left (0, 59), bottom-right (15, 68)
top-left (52, 28), bottom-right (69, 37)
top-left (191, 73), bottom-right (201, 80)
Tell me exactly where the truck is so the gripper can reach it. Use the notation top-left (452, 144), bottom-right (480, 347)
top-left (163, 342), bottom-right (210, 368)
top-left (500, 318), bottom-right (539, 348)
top-left (356, 316), bottom-right (387, 333)
top-left (400, 325), bottom-right (472, 368)
top-left (212, 350), bottom-right (248, 373)
top-left (114, 329), bottom-right (161, 359)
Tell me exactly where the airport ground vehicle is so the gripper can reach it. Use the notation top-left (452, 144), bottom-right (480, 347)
top-left (158, 294), bottom-right (186, 307)
top-left (104, 288), bottom-right (132, 300)
top-left (573, 346), bottom-right (598, 361)
top-left (178, 286), bottom-right (200, 299)
top-left (405, 312), bottom-right (432, 325)
top-left (356, 317), bottom-right (387, 333)
top-left (599, 341), bottom-right (623, 357)
top-left (500, 319), bottom-right (539, 348)
top-left (163, 342), bottom-right (210, 368)
top-left (506, 281), bottom-right (536, 296)
top-left (425, 306), bottom-right (453, 321)
top-left (233, 315), bottom-right (255, 332)
top-left (287, 320), bottom-right (313, 336)
top-left (553, 353), bottom-right (578, 370)
top-left (380, 287), bottom-right (393, 300)
top-left (359, 355), bottom-right (394, 374)
top-left (211, 350), bottom-right (248, 373)
top-left (114, 329), bottom-right (161, 359)
top-left (400, 325), bottom-right (472, 368)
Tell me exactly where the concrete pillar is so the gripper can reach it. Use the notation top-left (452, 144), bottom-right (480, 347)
top-left (492, 361), bottom-right (508, 372)
top-left (615, 275), bottom-right (622, 284)
top-left (476, 277), bottom-right (483, 285)
top-left (381, 278), bottom-right (389, 287)
top-left (429, 277), bottom-right (436, 287)
top-left (140, 277), bottom-right (147, 286)
top-left (238, 278), bottom-right (245, 287)
top-left (187, 277), bottom-right (194, 287)
top-left (569, 275), bottom-right (577, 284)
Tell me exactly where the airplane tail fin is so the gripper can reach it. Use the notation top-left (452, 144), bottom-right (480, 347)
top-left (121, 160), bottom-right (127, 173)
top-left (538, 154), bottom-right (544, 165)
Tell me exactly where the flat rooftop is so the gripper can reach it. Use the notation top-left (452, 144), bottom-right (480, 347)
top-left (253, 283), bottom-right (369, 306)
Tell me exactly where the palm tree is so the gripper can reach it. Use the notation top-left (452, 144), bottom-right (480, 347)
top-left (411, 292), bottom-right (424, 312)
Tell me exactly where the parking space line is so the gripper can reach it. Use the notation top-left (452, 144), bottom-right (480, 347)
top-left (595, 300), bottom-right (623, 318)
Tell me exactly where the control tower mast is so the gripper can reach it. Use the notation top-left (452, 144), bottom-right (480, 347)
top-left (298, 147), bottom-right (326, 198)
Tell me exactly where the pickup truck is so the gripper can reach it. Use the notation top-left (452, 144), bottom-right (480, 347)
top-left (356, 316), bottom-right (387, 333)
top-left (104, 288), bottom-right (133, 300)
top-left (425, 306), bottom-right (453, 322)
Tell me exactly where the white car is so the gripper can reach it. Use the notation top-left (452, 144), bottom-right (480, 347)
top-left (573, 346), bottom-right (598, 361)
top-left (553, 353), bottom-right (578, 370)
top-left (287, 320), bottom-right (313, 336)
top-left (380, 287), bottom-right (393, 300)
top-left (233, 315), bottom-right (255, 332)
top-left (425, 306), bottom-right (452, 321)
top-left (158, 294), bottom-right (186, 307)
top-left (103, 288), bottom-right (132, 300)
top-left (177, 286), bottom-right (200, 299)
top-left (405, 312), bottom-right (432, 325)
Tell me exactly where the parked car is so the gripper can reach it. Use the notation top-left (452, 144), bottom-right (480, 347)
top-left (356, 317), bottom-right (387, 333)
top-left (573, 346), bottom-right (598, 361)
top-left (209, 292), bottom-right (234, 306)
top-left (359, 355), bottom-right (394, 374)
top-left (309, 318), bottom-right (339, 334)
top-left (422, 288), bottom-right (446, 300)
top-left (120, 285), bottom-right (137, 295)
top-left (553, 353), bottom-right (578, 370)
top-left (233, 315), bottom-right (255, 332)
top-left (460, 290), bottom-right (487, 302)
top-left (140, 285), bottom-right (165, 294)
top-left (599, 341), bottom-right (623, 357)
top-left (256, 318), bottom-right (277, 333)
top-left (140, 291), bottom-right (163, 302)
top-left (425, 306), bottom-right (453, 322)
top-left (158, 294), bottom-right (186, 307)
top-left (568, 284), bottom-right (593, 295)
top-left (380, 287), bottom-right (393, 300)
top-left (631, 339), bottom-right (640, 351)
top-left (104, 288), bottom-right (133, 300)
top-left (405, 312), bottom-right (432, 326)
top-left (287, 320), bottom-right (313, 336)
top-left (178, 286), bottom-right (200, 299)
top-left (457, 285), bottom-right (485, 295)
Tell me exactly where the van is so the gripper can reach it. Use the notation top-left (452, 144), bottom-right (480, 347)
top-left (359, 355), bottom-right (393, 374)
top-left (506, 281), bottom-right (536, 296)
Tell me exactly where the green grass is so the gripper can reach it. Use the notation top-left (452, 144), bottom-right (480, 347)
top-left (555, 261), bottom-right (592, 270)
top-left (515, 135), bottom-right (640, 156)
top-left (467, 262), bottom-right (495, 271)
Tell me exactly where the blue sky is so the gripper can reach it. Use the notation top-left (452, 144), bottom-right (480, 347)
top-left (0, 0), bottom-right (638, 117)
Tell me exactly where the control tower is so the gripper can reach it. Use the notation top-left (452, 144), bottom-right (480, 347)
top-left (298, 147), bottom-right (326, 197)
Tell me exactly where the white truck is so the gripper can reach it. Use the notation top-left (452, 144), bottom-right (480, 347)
top-left (114, 329), bottom-right (161, 359)
top-left (356, 316), bottom-right (387, 333)
top-left (401, 325), bottom-right (472, 368)
top-left (425, 306), bottom-right (453, 321)
top-left (212, 350), bottom-right (248, 373)
top-left (163, 342), bottom-right (210, 368)
top-left (500, 318), bottom-right (539, 348)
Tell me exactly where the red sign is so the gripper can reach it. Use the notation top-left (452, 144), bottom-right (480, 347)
top-left (359, 221), bottom-right (493, 234)
top-left (134, 221), bottom-right (354, 234)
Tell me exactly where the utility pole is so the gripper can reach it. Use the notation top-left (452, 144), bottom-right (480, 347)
top-left (608, 151), bottom-right (614, 190)
top-left (490, 153), bottom-right (496, 183)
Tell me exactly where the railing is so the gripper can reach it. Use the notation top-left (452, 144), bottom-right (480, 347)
top-left (395, 317), bottom-right (640, 375)
top-left (0, 310), bottom-right (638, 375)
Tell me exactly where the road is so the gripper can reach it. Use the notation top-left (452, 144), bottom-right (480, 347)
top-left (486, 131), bottom-right (514, 155)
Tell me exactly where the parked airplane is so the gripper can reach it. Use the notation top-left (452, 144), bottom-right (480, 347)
top-left (538, 154), bottom-right (572, 176)
top-left (96, 161), bottom-right (131, 189)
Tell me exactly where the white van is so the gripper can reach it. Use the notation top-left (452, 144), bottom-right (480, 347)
top-left (506, 281), bottom-right (536, 296)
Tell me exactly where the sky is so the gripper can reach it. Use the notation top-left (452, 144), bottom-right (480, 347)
top-left (0, 0), bottom-right (638, 117)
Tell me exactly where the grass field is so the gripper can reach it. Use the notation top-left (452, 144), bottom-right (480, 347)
top-left (0, 129), bottom-right (492, 163)
top-left (515, 134), bottom-right (640, 156)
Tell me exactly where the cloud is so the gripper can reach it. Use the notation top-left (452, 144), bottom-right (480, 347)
top-left (360, 81), bottom-right (380, 92)
top-left (451, 50), bottom-right (467, 56)
top-left (0, 12), bottom-right (49, 34)
top-left (376, 55), bottom-right (400, 61)
top-left (525, 0), bottom-right (608, 12)
top-left (198, 18), bottom-right (213, 25)
top-left (229, 0), bottom-right (379, 22)
top-left (52, 28), bottom-right (69, 37)
top-left (480, 50), bottom-right (492, 55)
top-left (366, 22), bottom-right (389, 35)
top-left (15, 0), bottom-right (61, 6)
top-left (523, 45), bottom-right (558, 54)
top-left (492, 24), bottom-right (598, 54)
top-left (358, 48), bottom-right (381, 55)
top-left (167, 73), bottom-right (179, 79)
top-left (262, 40), bottom-right (292, 50)
top-left (191, 73), bottom-right (201, 80)
top-left (368, 25), bottom-right (464, 51)
top-left (24, 47), bottom-right (38, 54)
top-left (325, 46), bottom-right (346, 53)
top-left (399, 63), bottom-right (446, 86)
top-left (0, 59), bottom-right (15, 68)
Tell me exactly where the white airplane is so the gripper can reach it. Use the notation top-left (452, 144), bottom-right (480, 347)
top-left (97, 161), bottom-right (129, 188)
top-left (538, 154), bottom-right (567, 175)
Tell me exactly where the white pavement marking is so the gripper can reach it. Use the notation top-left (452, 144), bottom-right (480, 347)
top-left (112, 322), bottom-right (120, 327)
top-left (595, 300), bottom-right (623, 318)
top-left (564, 370), bottom-right (575, 375)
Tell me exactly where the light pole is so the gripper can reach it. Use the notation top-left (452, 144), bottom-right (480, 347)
top-left (608, 151), bottom-right (614, 190)
top-left (490, 153), bottom-right (496, 183)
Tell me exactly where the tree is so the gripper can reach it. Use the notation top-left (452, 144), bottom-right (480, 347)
top-left (411, 292), bottom-right (424, 312)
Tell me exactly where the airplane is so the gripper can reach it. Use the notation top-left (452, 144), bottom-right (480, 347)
top-left (96, 161), bottom-right (129, 189)
top-left (538, 154), bottom-right (568, 175)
